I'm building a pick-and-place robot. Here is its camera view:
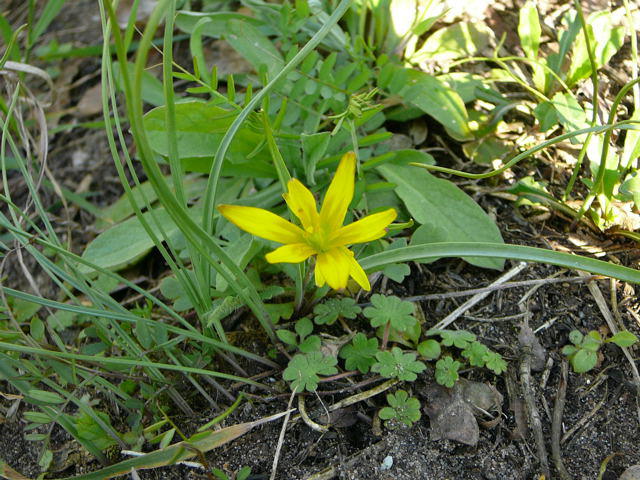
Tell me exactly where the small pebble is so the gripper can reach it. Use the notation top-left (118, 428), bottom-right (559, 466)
top-left (620, 465), bottom-right (640, 480)
top-left (380, 455), bottom-right (393, 471)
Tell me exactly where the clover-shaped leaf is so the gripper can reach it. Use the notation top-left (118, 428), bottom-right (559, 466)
top-left (435, 356), bottom-right (461, 387)
top-left (462, 341), bottom-right (489, 367)
top-left (276, 318), bottom-right (321, 353)
top-left (483, 350), bottom-right (507, 374)
top-left (379, 390), bottom-right (422, 427)
top-left (364, 294), bottom-right (416, 332)
top-left (339, 333), bottom-right (379, 373)
top-left (283, 352), bottom-right (338, 392)
top-left (314, 298), bottom-right (361, 325)
top-left (372, 347), bottom-right (426, 381)
top-left (431, 329), bottom-right (476, 349)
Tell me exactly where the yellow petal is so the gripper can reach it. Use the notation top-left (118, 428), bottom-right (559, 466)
top-left (315, 248), bottom-right (351, 290)
top-left (330, 208), bottom-right (397, 246)
top-left (265, 243), bottom-right (316, 264)
top-left (217, 205), bottom-right (304, 244)
top-left (283, 178), bottom-right (319, 231)
top-left (314, 260), bottom-right (326, 287)
top-left (319, 152), bottom-right (356, 232)
top-left (348, 252), bottom-right (371, 291)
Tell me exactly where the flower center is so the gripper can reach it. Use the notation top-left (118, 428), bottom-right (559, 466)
top-left (304, 225), bottom-right (331, 253)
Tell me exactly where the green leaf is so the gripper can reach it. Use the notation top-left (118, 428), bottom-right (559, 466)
top-left (435, 356), bottom-right (461, 387)
top-left (81, 207), bottom-right (198, 273)
top-left (372, 347), bottom-right (426, 381)
top-left (607, 331), bottom-right (638, 348)
top-left (298, 335), bottom-right (321, 353)
top-left (378, 164), bottom-right (505, 270)
top-left (175, 12), bottom-right (262, 38)
top-left (283, 352), bottom-right (338, 392)
top-left (483, 350), bottom-right (507, 374)
top-left (225, 19), bottom-right (284, 81)
top-left (382, 263), bottom-right (411, 283)
top-left (565, 11), bottom-right (624, 87)
top-left (570, 349), bottom-right (597, 373)
top-left (412, 22), bottom-right (492, 63)
top-left (112, 62), bottom-right (164, 107)
top-left (276, 329), bottom-right (297, 346)
top-left (339, 333), bottom-right (379, 373)
top-left (400, 71), bottom-right (473, 141)
top-left (417, 339), bottom-right (441, 360)
top-left (301, 132), bottom-right (331, 185)
top-left (363, 294), bottom-right (416, 332)
top-left (313, 298), bottom-right (361, 326)
top-left (142, 102), bottom-right (272, 174)
top-left (568, 330), bottom-right (584, 345)
top-left (379, 390), bottom-right (421, 426)
top-left (429, 329), bottom-right (476, 349)
top-left (360, 243), bottom-right (640, 285)
top-left (533, 101), bottom-right (558, 131)
top-left (295, 317), bottom-right (314, 340)
top-left (518, 1), bottom-right (541, 58)
top-left (26, 389), bottom-right (65, 405)
top-left (462, 341), bottom-right (489, 367)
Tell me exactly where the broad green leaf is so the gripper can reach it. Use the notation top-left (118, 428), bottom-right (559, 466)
top-left (380, 66), bottom-right (471, 140)
top-left (518, 2), bottom-right (541, 59)
top-left (112, 62), bottom-right (164, 107)
top-left (378, 164), bottom-right (504, 270)
top-left (401, 71), bottom-right (473, 141)
top-left (607, 331), bottom-right (638, 348)
top-left (142, 102), bottom-right (273, 175)
top-left (80, 207), bottom-right (199, 272)
top-left (175, 11), bottom-right (262, 37)
top-left (571, 349), bottom-right (597, 373)
top-left (411, 22), bottom-right (492, 63)
top-left (566, 11), bottom-right (624, 87)
top-left (225, 19), bottom-right (284, 80)
top-left (96, 175), bottom-right (207, 228)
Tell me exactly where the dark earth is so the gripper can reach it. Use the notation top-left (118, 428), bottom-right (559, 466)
top-left (2, 0), bottom-right (640, 479)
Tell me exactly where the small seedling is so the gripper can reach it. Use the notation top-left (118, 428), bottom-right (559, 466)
top-left (562, 329), bottom-right (638, 373)
top-left (276, 317), bottom-right (321, 353)
top-left (371, 346), bottom-right (426, 381)
top-left (339, 332), bottom-right (379, 373)
top-left (435, 356), bottom-right (462, 388)
top-left (314, 297), bottom-right (361, 325)
top-left (283, 351), bottom-right (338, 392)
top-left (379, 390), bottom-right (421, 427)
top-left (364, 294), bottom-right (417, 332)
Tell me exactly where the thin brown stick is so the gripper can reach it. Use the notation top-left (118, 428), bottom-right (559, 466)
top-left (403, 274), bottom-right (600, 304)
top-left (520, 346), bottom-right (550, 478)
top-left (552, 360), bottom-right (572, 480)
top-left (434, 262), bottom-right (528, 330)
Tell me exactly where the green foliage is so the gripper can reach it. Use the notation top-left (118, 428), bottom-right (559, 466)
top-left (276, 317), bottom-right (321, 353)
top-left (372, 347), bottom-right (426, 381)
top-left (379, 390), bottom-right (421, 427)
top-left (563, 329), bottom-right (638, 373)
top-left (283, 352), bottom-right (338, 392)
top-left (313, 297), bottom-right (361, 325)
top-left (364, 294), bottom-right (416, 332)
top-left (435, 356), bottom-right (462, 388)
top-left (417, 339), bottom-right (441, 360)
top-left (339, 333), bottom-right (379, 373)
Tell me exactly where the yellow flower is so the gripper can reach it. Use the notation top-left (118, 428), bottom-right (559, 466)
top-left (217, 152), bottom-right (397, 291)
